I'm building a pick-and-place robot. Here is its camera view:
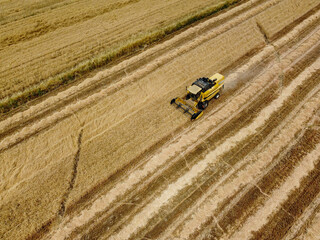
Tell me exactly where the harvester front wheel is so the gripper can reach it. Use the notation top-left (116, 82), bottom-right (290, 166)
top-left (198, 101), bottom-right (208, 110)
top-left (214, 93), bottom-right (220, 99)
top-left (191, 111), bottom-right (203, 120)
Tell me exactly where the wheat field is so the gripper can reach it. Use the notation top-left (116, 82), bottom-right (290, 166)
top-left (1, 0), bottom-right (320, 239)
top-left (0, 0), bottom-right (239, 111)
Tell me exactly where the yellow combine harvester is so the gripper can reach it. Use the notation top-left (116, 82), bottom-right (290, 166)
top-left (170, 73), bottom-right (225, 120)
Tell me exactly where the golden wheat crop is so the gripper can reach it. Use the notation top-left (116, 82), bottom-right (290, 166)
top-left (0, 0), bottom-right (239, 112)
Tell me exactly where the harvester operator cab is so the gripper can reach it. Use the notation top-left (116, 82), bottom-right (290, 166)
top-left (186, 84), bottom-right (201, 101)
top-left (186, 77), bottom-right (217, 101)
top-left (208, 78), bottom-right (217, 86)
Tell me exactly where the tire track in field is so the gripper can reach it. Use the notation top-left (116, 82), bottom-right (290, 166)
top-left (188, 94), bottom-right (320, 240)
top-left (58, 129), bottom-right (84, 217)
top-left (46, 23), bottom-right (320, 239)
top-left (106, 58), bottom-right (320, 240)
top-left (0, 0), bottom-right (282, 144)
top-left (185, 129), bottom-right (305, 240)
